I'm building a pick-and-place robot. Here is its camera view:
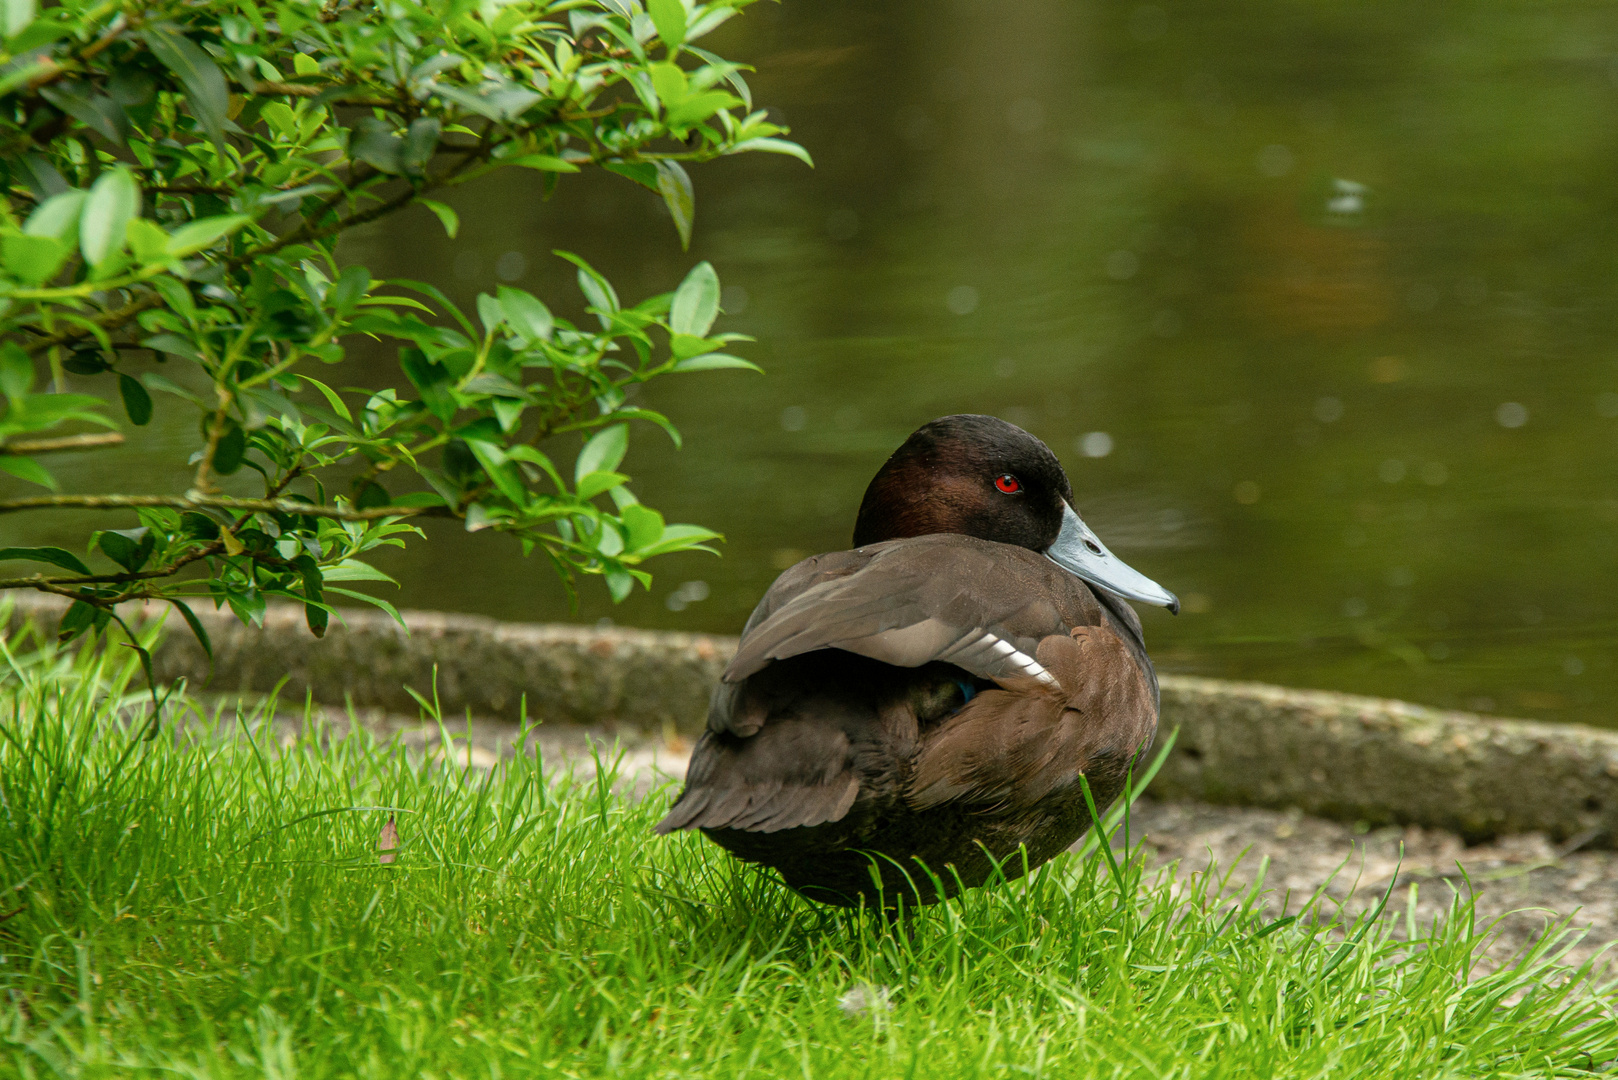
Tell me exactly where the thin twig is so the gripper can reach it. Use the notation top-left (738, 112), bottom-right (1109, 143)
top-left (78, 12), bottom-right (129, 63)
top-left (0, 432), bottom-right (125, 454)
top-left (0, 493), bottom-right (430, 520)
top-left (148, 183), bottom-right (235, 196)
top-left (22, 294), bottom-right (163, 358)
top-left (248, 80), bottom-right (396, 107)
top-left (250, 128), bottom-right (495, 261)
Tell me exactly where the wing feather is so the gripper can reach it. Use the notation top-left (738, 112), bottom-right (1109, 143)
top-left (906, 627), bottom-right (1157, 812)
top-left (722, 536), bottom-right (1083, 698)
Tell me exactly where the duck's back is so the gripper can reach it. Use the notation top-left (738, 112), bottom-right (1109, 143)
top-left (655, 533), bottom-right (1159, 907)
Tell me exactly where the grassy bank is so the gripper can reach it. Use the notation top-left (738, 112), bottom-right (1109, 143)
top-left (1, 630), bottom-right (1614, 1078)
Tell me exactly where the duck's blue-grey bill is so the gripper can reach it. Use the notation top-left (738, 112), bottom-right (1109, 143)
top-left (1046, 502), bottom-right (1181, 614)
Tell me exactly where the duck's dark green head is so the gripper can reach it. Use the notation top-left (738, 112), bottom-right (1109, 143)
top-left (853, 414), bottom-right (1179, 613)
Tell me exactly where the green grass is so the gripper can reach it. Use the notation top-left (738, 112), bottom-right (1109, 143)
top-left (1, 626), bottom-right (1615, 1079)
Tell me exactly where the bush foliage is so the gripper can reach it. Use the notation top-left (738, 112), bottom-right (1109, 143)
top-left (0, 0), bottom-right (804, 660)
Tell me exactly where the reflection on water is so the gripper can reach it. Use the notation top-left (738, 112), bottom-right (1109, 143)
top-left (9, 0), bottom-right (1618, 726)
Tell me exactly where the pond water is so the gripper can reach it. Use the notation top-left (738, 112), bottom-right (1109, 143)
top-left (11, 0), bottom-right (1618, 727)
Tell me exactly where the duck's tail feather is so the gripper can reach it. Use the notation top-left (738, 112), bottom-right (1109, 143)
top-left (654, 716), bottom-right (861, 834)
top-left (655, 775), bottom-right (858, 834)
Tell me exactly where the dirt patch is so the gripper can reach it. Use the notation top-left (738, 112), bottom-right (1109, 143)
top-left (1128, 800), bottom-right (1614, 973)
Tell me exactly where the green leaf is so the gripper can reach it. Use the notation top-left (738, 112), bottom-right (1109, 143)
top-left (354, 480), bottom-right (390, 510)
top-left (493, 397), bottom-right (524, 433)
top-left (167, 598), bottom-right (213, 661)
top-left (149, 276), bottom-right (196, 322)
top-left (576, 470), bottom-right (628, 500)
top-left (655, 161), bottom-right (695, 249)
top-left (165, 214), bottom-right (251, 257)
top-left (294, 554), bottom-right (327, 637)
top-left (80, 166), bottom-right (137, 263)
top-left (632, 522), bottom-right (723, 557)
top-left (506, 154), bottom-right (581, 173)
top-left (1, 387), bottom-right (105, 416)
top-left (3, 233), bottom-right (68, 286)
top-left (142, 26), bottom-right (230, 151)
top-left (330, 265), bottom-right (371, 315)
top-left (419, 199), bottom-right (459, 238)
top-left (686, 11), bottom-right (739, 45)
top-left (649, 61), bottom-right (688, 110)
top-left (727, 137), bottom-right (815, 167)
top-left (325, 586), bottom-right (407, 629)
top-left (39, 82), bottom-right (128, 146)
top-left (433, 82), bottom-right (542, 122)
top-left (305, 600), bottom-right (330, 638)
top-left (666, 90), bottom-right (740, 130)
top-left (497, 286), bottom-right (553, 343)
top-left (575, 423), bottom-right (628, 482)
top-left (476, 293), bottom-right (505, 337)
top-left (126, 218), bottom-right (170, 264)
top-left (57, 599), bottom-right (99, 643)
top-left (94, 526), bottom-right (155, 572)
top-left (463, 372), bottom-right (527, 398)
top-left (467, 439), bottom-right (527, 505)
top-left (604, 566), bottom-right (634, 603)
top-left (351, 116), bottom-right (404, 174)
top-left (4, 21), bottom-right (64, 59)
top-left (23, 189), bottom-right (86, 240)
top-left (0, 454), bottom-right (52, 489)
top-left (669, 261), bottom-right (720, 337)
top-left (400, 117), bottom-right (440, 175)
top-left (602, 160), bottom-right (658, 191)
top-left (0, 545), bottom-right (91, 574)
top-left (322, 559), bottom-right (400, 585)
top-left (1, 231), bottom-right (67, 293)
top-left (212, 421), bottom-right (246, 475)
top-left (0, 342), bottom-right (34, 398)
top-left (62, 349), bottom-right (109, 375)
top-left (118, 374), bottom-right (152, 425)
top-left (12, 151), bottom-right (66, 198)
top-left (504, 445), bottom-right (564, 490)
top-left (668, 332), bottom-right (711, 359)
top-left (647, 0), bottom-right (687, 50)
top-left (3, 0), bottom-right (35, 39)
top-left (620, 503), bottom-right (665, 551)
top-left (603, 407), bottom-right (683, 449)
top-left (554, 251), bottom-right (619, 318)
top-left (671, 352), bottom-right (762, 373)
top-left (222, 585), bottom-right (265, 627)
top-left (180, 510), bottom-right (219, 540)
top-left (298, 375), bottom-right (352, 421)
top-left (140, 333), bottom-right (203, 362)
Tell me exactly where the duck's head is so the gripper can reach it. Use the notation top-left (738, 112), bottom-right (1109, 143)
top-left (853, 414), bottom-right (1180, 613)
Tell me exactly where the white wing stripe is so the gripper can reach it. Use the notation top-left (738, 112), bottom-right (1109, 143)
top-left (937, 630), bottom-right (1058, 687)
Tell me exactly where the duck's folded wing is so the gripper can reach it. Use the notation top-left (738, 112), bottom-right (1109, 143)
top-left (906, 627), bottom-right (1158, 812)
top-left (722, 536), bottom-right (1078, 696)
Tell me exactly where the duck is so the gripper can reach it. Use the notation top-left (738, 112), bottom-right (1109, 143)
top-left (655, 414), bottom-right (1179, 908)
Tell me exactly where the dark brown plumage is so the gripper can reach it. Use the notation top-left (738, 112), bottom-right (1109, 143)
top-left (655, 414), bottom-right (1177, 907)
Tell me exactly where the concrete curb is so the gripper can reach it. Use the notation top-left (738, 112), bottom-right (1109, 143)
top-left (1151, 678), bottom-right (1618, 846)
top-left (6, 592), bottom-right (1616, 847)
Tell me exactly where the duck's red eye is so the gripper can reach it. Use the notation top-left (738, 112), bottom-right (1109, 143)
top-left (994, 474), bottom-right (1021, 494)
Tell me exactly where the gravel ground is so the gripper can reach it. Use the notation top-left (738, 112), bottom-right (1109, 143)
top-left (1128, 800), bottom-right (1613, 973)
top-left (260, 706), bottom-right (1618, 974)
